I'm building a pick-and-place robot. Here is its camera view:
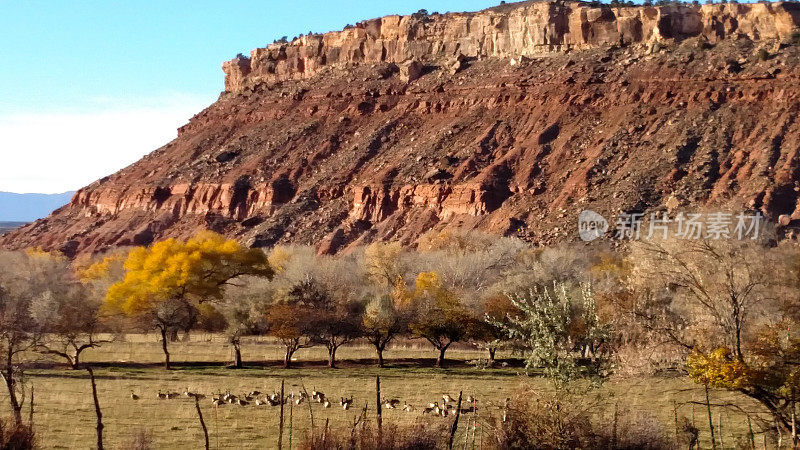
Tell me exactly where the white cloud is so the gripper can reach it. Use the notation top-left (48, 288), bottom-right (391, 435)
top-left (0, 94), bottom-right (214, 194)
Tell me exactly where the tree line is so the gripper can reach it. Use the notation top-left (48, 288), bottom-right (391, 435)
top-left (3, 227), bottom-right (800, 440)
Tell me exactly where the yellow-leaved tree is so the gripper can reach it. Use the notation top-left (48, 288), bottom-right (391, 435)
top-left (687, 348), bottom-right (751, 449)
top-left (403, 271), bottom-right (475, 368)
top-left (104, 231), bottom-right (273, 369)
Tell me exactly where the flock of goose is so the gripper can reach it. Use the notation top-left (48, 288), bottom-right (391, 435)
top-left (131, 389), bottom-right (479, 417)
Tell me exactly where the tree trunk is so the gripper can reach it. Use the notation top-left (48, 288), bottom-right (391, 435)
top-left (328, 345), bottom-right (337, 368)
top-left (436, 346), bottom-right (448, 368)
top-left (71, 350), bottom-right (80, 370)
top-left (28, 385), bottom-right (33, 427)
top-left (160, 327), bottom-right (171, 370)
top-left (488, 348), bottom-right (496, 365)
top-left (376, 344), bottom-right (385, 368)
top-left (284, 347), bottom-right (293, 369)
top-left (87, 367), bottom-right (104, 450)
top-left (169, 328), bottom-right (180, 342)
top-left (232, 342), bottom-right (242, 369)
top-left (3, 361), bottom-right (22, 425)
top-left (706, 385), bottom-right (717, 450)
top-left (733, 300), bottom-right (743, 360)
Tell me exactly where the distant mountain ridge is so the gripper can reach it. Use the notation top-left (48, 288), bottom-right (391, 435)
top-left (0, 222), bottom-right (27, 235)
top-left (0, 192), bottom-right (74, 222)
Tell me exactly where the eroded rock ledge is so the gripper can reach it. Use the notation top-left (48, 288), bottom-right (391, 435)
top-left (223, 1), bottom-right (800, 93)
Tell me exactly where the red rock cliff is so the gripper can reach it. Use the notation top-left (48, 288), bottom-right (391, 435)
top-left (224, 1), bottom-right (800, 92)
top-left (2, 1), bottom-right (800, 256)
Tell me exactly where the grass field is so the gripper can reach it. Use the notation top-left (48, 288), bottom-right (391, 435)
top-left (22, 335), bottom-right (771, 449)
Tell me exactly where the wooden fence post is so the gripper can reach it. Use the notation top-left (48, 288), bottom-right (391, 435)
top-left (278, 380), bottom-right (285, 450)
top-left (86, 367), bottom-right (104, 450)
top-left (194, 396), bottom-right (209, 450)
top-left (448, 391), bottom-right (463, 450)
top-left (376, 375), bottom-right (382, 446)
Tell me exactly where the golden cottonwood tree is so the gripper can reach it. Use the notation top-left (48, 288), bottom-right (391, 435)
top-left (104, 231), bottom-right (272, 369)
top-left (403, 272), bottom-right (475, 368)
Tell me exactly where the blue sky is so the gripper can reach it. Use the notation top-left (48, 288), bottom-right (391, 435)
top-left (0, 0), bottom-right (498, 193)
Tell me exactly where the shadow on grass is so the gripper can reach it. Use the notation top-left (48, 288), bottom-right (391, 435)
top-left (26, 357), bottom-right (528, 380)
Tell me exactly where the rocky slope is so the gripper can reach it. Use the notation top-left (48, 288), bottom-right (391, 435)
top-left (3, 0), bottom-right (800, 256)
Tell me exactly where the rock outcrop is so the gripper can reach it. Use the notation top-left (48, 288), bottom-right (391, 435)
top-left (2, 1), bottom-right (800, 257)
top-left (223, 1), bottom-right (800, 92)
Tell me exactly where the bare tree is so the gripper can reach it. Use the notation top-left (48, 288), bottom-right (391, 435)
top-left (629, 237), bottom-right (775, 359)
top-left (31, 285), bottom-right (110, 369)
top-left (0, 251), bottom-right (56, 424)
top-left (312, 299), bottom-right (363, 368)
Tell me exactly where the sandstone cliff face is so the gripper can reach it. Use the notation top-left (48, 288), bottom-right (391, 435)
top-left (3, 1), bottom-right (800, 256)
top-left (223, 1), bottom-right (800, 92)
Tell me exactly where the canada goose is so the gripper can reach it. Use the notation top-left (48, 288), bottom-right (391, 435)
top-left (192, 393), bottom-right (206, 400)
top-left (244, 395), bottom-right (254, 402)
top-left (323, 399), bottom-right (331, 408)
top-left (167, 392), bottom-right (180, 399)
top-left (267, 397), bottom-right (282, 407)
top-left (427, 401), bottom-right (438, 409)
top-left (383, 399), bottom-right (400, 409)
top-left (423, 405), bottom-right (434, 414)
top-left (183, 387), bottom-right (193, 397)
top-left (293, 391), bottom-right (308, 405)
top-left (442, 394), bottom-right (454, 403)
top-left (269, 393), bottom-right (281, 402)
top-left (237, 398), bottom-right (249, 406)
top-left (312, 390), bottom-right (325, 402)
top-left (466, 395), bottom-right (475, 403)
top-left (249, 390), bottom-right (261, 397)
top-left (157, 390), bottom-right (168, 400)
top-left (130, 391), bottom-right (139, 400)
top-left (255, 398), bottom-right (265, 406)
top-left (402, 402), bottom-right (414, 412)
top-left (341, 397), bottom-right (353, 410)
top-left (212, 398), bottom-right (223, 407)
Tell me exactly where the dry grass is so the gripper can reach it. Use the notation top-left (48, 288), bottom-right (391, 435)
top-left (12, 335), bottom-right (775, 449)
